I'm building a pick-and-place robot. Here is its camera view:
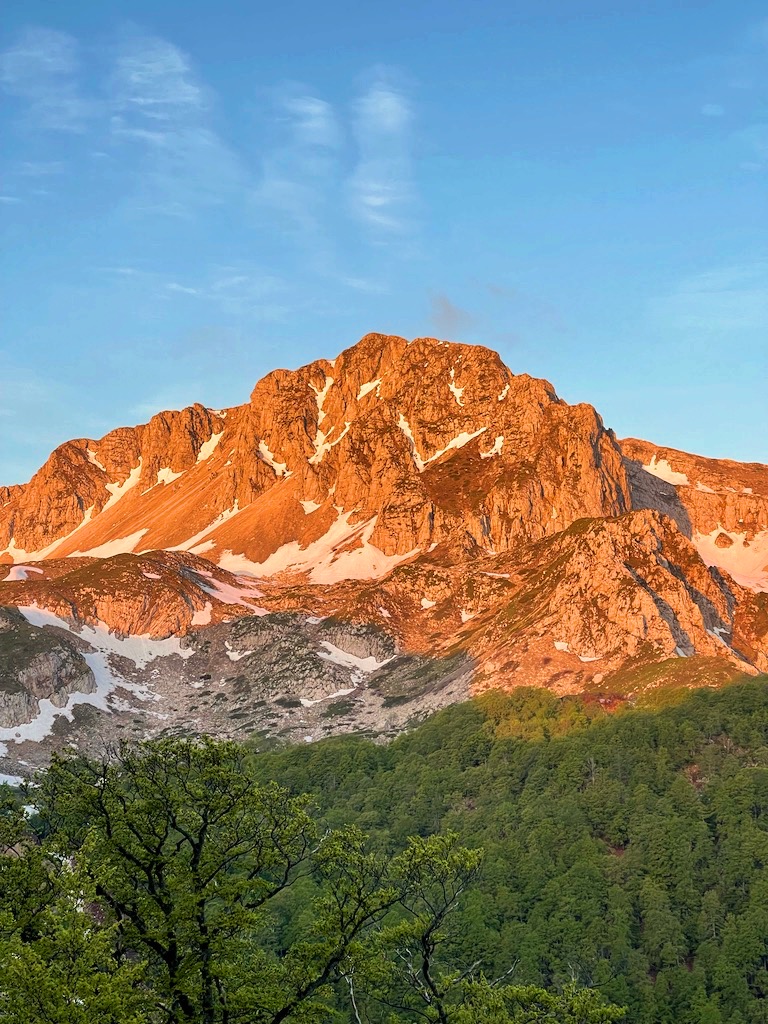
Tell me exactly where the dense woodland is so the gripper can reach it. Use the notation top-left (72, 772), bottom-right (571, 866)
top-left (4, 678), bottom-right (768, 1022)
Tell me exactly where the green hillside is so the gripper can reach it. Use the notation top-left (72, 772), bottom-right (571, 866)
top-left (251, 679), bottom-right (768, 1024)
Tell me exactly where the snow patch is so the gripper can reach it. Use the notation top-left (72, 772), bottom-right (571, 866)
top-left (219, 511), bottom-right (417, 584)
top-left (316, 641), bottom-right (393, 674)
top-left (694, 527), bottom-right (768, 592)
top-left (171, 501), bottom-right (243, 552)
top-left (156, 466), bottom-right (183, 486)
top-left (421, 597), bottom-right (436, 609)
top-left (497, 383), bottom-right (510, 402)
top-left (695, 481), bottom-right (716, 494)
top-left (460, 610), bottom-right (475, 623)
top-left (300, 499), bottom-right (322, 514)
top-left (103, 460), bottom-right (143, 511)
top-left (190, 540), bottom-right (216, 555)
top-left (397, 414), bottom-right (486, 473)
top-left (357, 379), bottom-right (381, 400)
top-left (142, 571), bottom-right (162, 580)
top-left (310, 375), bottom-right (334, 425)
top-left (69, 529), bottom-right (149, 559)
top-left (196, 432), bottom-right (224, 464)
top-left (258, 440), bottom-right (289, 477)
top-left (448, 368), bottom-right (465, 406)
top-left (309, 421), bottom-right (351, 465)
top-left (707, 629), bottom-right (731, 649)
top-left (643, 456), bottom-right (690, 487)
top-left (480, 436), bottom-right (504, 459)
top-left (378, 606), bottom-right (391, 618)
top-left (191, 602), bottom-right (213, 626)
top-left (193, 570), bottom-right (267, 614)
top-left (226, 648), bottom-right (253, 662)
top-left (299, 688), bottom-right (356, 707)
top-left (2, 565), bottom-right (44, 582)
top-left (554, 640), bottom-right (571, 653)
top-left (86, 449), bottom-right (106, 472)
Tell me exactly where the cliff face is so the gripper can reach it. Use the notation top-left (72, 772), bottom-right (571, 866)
top-left (0, 607), bottom-right (95, 728)
top-left (621, 438), bottom-right (768, 592)
top-left (0, 333), bottom-right (766, 774)
top-left (0, 335), bottom-right (631, 573)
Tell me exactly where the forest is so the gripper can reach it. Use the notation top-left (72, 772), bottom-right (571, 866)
top-left (4, 677), bottom-right (768, 1022)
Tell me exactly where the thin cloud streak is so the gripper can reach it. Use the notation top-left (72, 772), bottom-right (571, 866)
top-left (254, 86), bottom-right (342, 233)
top-left (0, 27), bottom-right (92, 132)
top-left (109, 31), bottom-right (245, 216)
top-left (348, 74), bottom-right (415, 235)
top-left (157, 265), bottom-right (289, 319)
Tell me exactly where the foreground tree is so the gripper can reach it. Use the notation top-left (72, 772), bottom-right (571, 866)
top-left (0, 796), bottom-right (146, 1024)
top-left (0, 738), bottom-right (624, 1024)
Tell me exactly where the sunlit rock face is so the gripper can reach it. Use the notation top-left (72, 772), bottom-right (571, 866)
top-left (0, 333), bottom-right (632, 572)
top-left (0, 333), bottom-right (766, 775)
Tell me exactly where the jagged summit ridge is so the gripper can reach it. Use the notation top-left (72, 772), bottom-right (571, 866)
top-left (0, 333), bottom-right (631, 575)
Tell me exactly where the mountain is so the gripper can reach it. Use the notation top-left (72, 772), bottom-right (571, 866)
top-left (1, 333), bottom-right (766, 776)
top-left (1, 333), bottom-right (631, 565)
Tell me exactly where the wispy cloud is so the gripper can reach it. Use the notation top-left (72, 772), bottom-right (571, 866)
top-left (109, 31), bottom-right (244, 216)
top-left (348, 72), bottom-right (415, 236)
top-left (281, 93), bottom-right (341, 149)
top-left (158, 265), bottom-right (288, 319)
top-left (0, 27), bottom-right (91, 132)
top-left (1, 22), bottom-right (420, 292)
top-left (98, 265), bottom-right (142, 276)
top-left (18, 159), bottom-right (67, 176)
top-left (165, 282), bottom-right (200, 296)
top-left (255, 86), bottom-right (342, 232)
top-left (691, 18), bottom-right (768, 171)
top-left (111, 32), bottom-right (206, 121)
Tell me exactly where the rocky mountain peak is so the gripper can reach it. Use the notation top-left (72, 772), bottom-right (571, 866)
top-left (0, 333), bottom-right (630, 573)
top-left (0, 332), bottom-right (766, 775)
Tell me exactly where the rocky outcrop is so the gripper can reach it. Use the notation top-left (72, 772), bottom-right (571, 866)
top-left (0, 405), bottom-right (224, 558)
top-left (621, 438), bottom-right (768, 540)
top-left (0, 550), bottom-right (263, 638)
top-left (0, 608), bottom-right (95, 727)
top-left (620, 438), bottom-right (768, 592)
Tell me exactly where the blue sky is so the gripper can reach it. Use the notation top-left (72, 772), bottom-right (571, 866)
top-left (1, 0), bottom-right (766, 484)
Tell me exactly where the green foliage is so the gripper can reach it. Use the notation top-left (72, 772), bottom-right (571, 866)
top-left (1, 737), bottom-right (617, 1023)
top-left (0, 798), bottom-right (147, 1023)
top-left (248, 678), bottom-right (768, 1024)
top-left (10, 675), bottom-right (768, 1022)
